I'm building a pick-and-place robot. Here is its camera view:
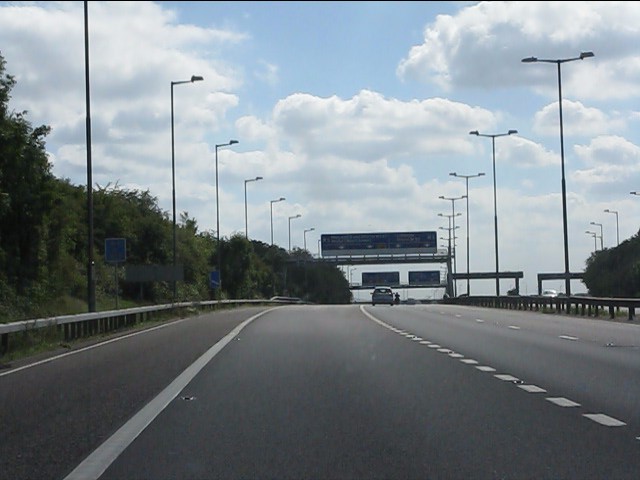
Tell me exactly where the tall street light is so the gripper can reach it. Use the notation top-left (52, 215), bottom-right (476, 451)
top-left (171, 74), bottom-right (203, 301)
top-left (438, 212), bottom-right (461, 298)
top-left (244, 176), bottom-right (263, 239)
top-left (84, 1), bottom-right (96, 312)
top-left (522, 51), bottom-right (594, 298)
top-left (450, 172), bottom-right (485, 295)
top-left (604, 209), bottom-right (619, 246)
top-left (215, 139), bottom-right (239, 291)
top-left (270, 197), bottom-right (285, 245)
top-left (304, 227), bottom-right (315, 250)
top-left (589, 221), bottom-right (604, 250)
top-left (469, 129), bottom-right (517, 296)
top-left (439, 195), bottom-right (466, 297)
top-left (288, 214), bottom-right (301, 252)
top-left (585, 231), bottom-right (598, 252)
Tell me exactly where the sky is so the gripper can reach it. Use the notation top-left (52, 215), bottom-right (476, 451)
top-left (1, 1), bottom-right (640, 300)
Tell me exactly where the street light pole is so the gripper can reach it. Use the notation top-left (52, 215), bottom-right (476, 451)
top-left (244, 176), bottom-right (263, 239)
top-left (288, 214), bottom-right (301, 252)
top-left (603, 209), bottom-right (619, 246)
top-left (270, 197), bottom-right (285, 245)
top-left (215, 139), bottom-right (239, 291)
top-left (469, 130), bottom-right (517, 296)
top-left (171, 75), bottom-right (203, 302)
top-left (84, 1), bottom-right (96, 312)
top-left (439, 195), bottom-right (466, 297)
top-left (438, 212), bottom-right (461, 298)
top-left (449, 172), bottom-right (485, 295)
top-left (304, 227), bottom-right (315, 250)
top-left (585, 231), bottom-right (598, 252)
top-left (589, 221), bottom-right (604, 250)
top-left (522, 51), bottom-right (594, 298)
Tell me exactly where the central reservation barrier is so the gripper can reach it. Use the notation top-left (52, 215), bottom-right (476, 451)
top-left (449, 295), bottom-right (639, 321)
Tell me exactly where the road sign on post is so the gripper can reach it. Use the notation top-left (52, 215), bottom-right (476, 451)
top-left (210, 271), bottom-right (220, 289)
top-left (105, 238), bottom-right (126, 263)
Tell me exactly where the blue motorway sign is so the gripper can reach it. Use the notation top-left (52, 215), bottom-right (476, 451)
top-left (362, 271), bottom-right (400, 287)
top-left (104, 238), bottom-right (126, 264)
top-left (408, 270), bottom-right (441, 286)
top-left (321, 231), bottom-right (437, 256)
top-left (209, 271), bottom-right (220, 289)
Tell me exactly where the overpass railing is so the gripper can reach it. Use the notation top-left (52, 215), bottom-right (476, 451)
top-left (450, 295), bottom-right (639, 321)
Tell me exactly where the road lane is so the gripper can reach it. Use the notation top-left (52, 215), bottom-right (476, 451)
top-left (1, 306), bottom-right (271, 480)
top-left (91, 305), bottom-right (639, 479)
top-left (368, 304), bottom-right (640, 429)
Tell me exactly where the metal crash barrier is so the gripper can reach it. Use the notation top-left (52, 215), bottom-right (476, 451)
top-left (0, 298), bottom-right (300, 358)
top-left (450, 295), bottom-right (639, 321)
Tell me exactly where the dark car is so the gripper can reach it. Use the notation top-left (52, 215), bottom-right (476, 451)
top-left (371, 286), bottom-right (394, 306)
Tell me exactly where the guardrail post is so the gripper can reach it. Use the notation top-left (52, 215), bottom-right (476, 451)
top-left (1, 332), bottom-right (8, 356)
top-left (609, 305), bottom-right (615, 319)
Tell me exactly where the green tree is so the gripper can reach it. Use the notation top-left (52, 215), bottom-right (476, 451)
top-left (0, 51), bottom-right (54, 297)
top-left (584, 231), bottom-right (640, 297)
top-left (0, 50), bottom-right (352, 321)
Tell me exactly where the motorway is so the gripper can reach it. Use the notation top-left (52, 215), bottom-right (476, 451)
top-left (1, 304), bottom-right (639, 479)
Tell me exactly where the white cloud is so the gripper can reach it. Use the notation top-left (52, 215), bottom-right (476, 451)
top-left (397, 1), bottom-right (640, 101)
top-left (255, 60), bottom-right (279, 86)
top-left (3, 1), bottom-right (640, 296)
top-left (532, 100), bottom-right (624, 138)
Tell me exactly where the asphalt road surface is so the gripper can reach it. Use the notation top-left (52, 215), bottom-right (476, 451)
top-left (2, 304), bottom-right (639, 479)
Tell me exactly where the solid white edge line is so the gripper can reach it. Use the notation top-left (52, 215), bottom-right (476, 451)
top-left (62, 308), bottom-right (273, 480)
top-left (1, 317), bottom-right (190, 378)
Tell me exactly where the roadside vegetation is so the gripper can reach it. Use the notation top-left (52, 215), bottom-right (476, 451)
top-left (583, 235), bottom-right (640, 298)
top-left (0, 52), bottom-right (350, 324)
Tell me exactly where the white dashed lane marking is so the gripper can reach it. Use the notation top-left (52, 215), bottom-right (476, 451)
top-left (559, 335), bottom-right (578, 341)
top-left (476, 366), bottom-right (497, 372)
top-left (583, 414), bottom-right (626, 427)
top-left (546, 397), bottom-right (581, 407)
top-left (361, 308), bottom-right (633, 442)
top-left (518, 384), bottom-right (547, 393)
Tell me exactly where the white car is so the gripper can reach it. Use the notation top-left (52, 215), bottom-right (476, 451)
top-left (542, 289), bottom-right (558, 298)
